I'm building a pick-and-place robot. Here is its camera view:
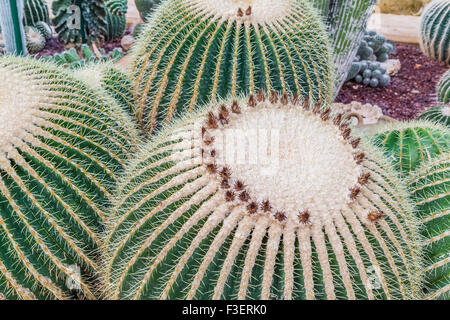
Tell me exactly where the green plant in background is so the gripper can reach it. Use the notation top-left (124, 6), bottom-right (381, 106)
top-left (310, 0), bottom-right (378, 97)
top-left (0, 0), bottom-right (28, 55)
top-left (24, 25), bottom-right (46, 53)
top-left (24, 0), bottom-right (50, 26)
top-left (103, 93), bottom-right (422, 300)
top-left (365, 121), bottom-right (450, 177)
top-left (0, 56), bottom-right (138, 300)
top-left (48, 44), bottom-right (124, 69)
top-left (419, 104), bottom-right (450, 127)
top-left (419, 0), bottom-right (450, 65)
top-left (52, 0), bottom-right (107, 47)
top-left (408, 153), bottom-right (450, 300)
top-left (135, 0), bottom-right (161, 22)
top-left (131, 0), bottom-right (334, 134)
top-left (438, 70), bottom-right (450, 104)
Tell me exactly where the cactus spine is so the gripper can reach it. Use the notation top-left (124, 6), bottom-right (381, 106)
top-left (419, 0), bottom-right (450, 65)
top-left (131, 0), bottom-right (334, 134)
top-left (0, 57), bottom-right (138, 300)
top-left (438, 69), bottom-right (450, 104)
top-left (24, 0), bottom-right (50, 26)
top-left (104, 93), bottom-right (422, 300)
top-left (365, 121), bottom-right (450, 177)
top-left (25, 25), bottom-right (46, 53)
top-left (310, 0), bottom-right (378, 97)
top-left (408, 153), bottom-right (450, 300)
top-left (419, 104), bottom-right (450, 127)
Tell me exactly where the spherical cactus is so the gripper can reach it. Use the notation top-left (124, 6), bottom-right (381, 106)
top-left (24, 0), bottom-right (50, 26)
top-left (73, 62), bottom-right (136, 117)
top-left (438, 70), bottom-right (450, 104)
top-left (105, 9), bottom-right (126, 41)
top-left (25, 25), bottom-right (46, 54)
top-left (419, 104), bottom-right (450, 127)
top-left (131, 0), bottom-right (334, 134)
top-left (135, 0), bottom-right (162, 22)
top-left (103, 92), bottom-right (422, 300)
top-left (0, 56), bottom-right (138, 300)
top-left (365, 121), bottom-right (450, 177)
top-left (34, 21), bottom-right (52, 41)
top-left (419, 0), bottom-right (450, 65)
top-left (408, 153), bottom-right (450, 300)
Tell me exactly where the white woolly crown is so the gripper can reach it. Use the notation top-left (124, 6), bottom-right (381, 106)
top-left (188, 0), bottom-right (293, 23)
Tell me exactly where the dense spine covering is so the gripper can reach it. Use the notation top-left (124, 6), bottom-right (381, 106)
top-left (366, 121), bottom-right (450, 177)
top-left (52, 0), bottom-right (108, 47)
top-left (419, 0), bottom-right (450, 65)
top-left (408, 153), bottom-right (450, 300)
top-left (310, 0), bottom-right (378, 97)
top-left (103, 93), bottom-right (422, 300)
top-left (73, 62), bottom-right (136, 117)
top-left (0, 57), bottom-right (138, 300)
top-left (25, 26), bottom-right (46, 53)
top-left (24, 0), bottom-right (50, 26)
top-left (131, 0), bottom-right (334, 134)
top-left (419, 104), bottom-right (450, 127)
top-left (438, 70), bottom-right (450, 104)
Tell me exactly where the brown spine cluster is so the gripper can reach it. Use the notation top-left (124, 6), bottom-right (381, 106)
top-left (200, 92), bottom-right (369, 225)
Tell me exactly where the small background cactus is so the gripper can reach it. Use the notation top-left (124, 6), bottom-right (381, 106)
top-left (438, 70), bottom-right (450, 104)
top-left (0, 56), bottom-right (138, 300)
top-left (365, 121), bottom-right (450, 177)
top-left (419, 0), bottom-right (450, 65)
top-left (135, 0), bottom-right (161, 22)
top-left (131, 0), bottom-right (334, 134)
top-left (419, 104), bottom-right (450, 127)
top-left (24, 25), bottom-right (46, 53)
top-left (103, 94), bottom-right (422, 300)
top-left (408, 153), bottom-right (450, 300)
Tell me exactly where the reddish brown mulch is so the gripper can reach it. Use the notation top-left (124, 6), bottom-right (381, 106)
top-left (336, 43), bottom-right (448, 120)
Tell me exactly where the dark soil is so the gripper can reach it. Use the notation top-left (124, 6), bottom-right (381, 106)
top-left (336, 43), bottom-right (448, 120)
top-left (36, 29), bottom-right (131, 59)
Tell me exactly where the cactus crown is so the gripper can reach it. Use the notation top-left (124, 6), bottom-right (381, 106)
top-left (131, 0), bottom-right (333, 133)
top-left (104, 93), bottom-right (422, 300)
top-left (0, 56), bottom-right (137, 300)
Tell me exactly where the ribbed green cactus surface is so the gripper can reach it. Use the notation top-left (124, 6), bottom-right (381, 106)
top-left (438, 70), bottom-right (450, 104)
top-left (367, 121), bottom-right (450, 177)
top-left (0, 57), bottom-right (138, 300)
top-left (105, 9), bottom-right (126, 41)
top-left (419, 104), bottom-right (450, 127)
top-left (24, 0), bottom-right (50, 26)
top-left (408, 153), bottom-right (450, 300)
top-left (135, 0), bottom-right (161, 22)
top-left (419, 0), bottom-right (450, 65)
top-left (131, 0), bottom-right (333, 133)
top-left (104, 94), bottom-right (422, 300)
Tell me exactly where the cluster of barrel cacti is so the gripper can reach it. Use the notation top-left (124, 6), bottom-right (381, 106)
top-left (419, 0), bottom-right (450, 65)
top-left (0, 0), bottom-right (449, 301)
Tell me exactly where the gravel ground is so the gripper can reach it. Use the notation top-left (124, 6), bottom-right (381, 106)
top-left (336, 43), bottom-right (449, 120)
